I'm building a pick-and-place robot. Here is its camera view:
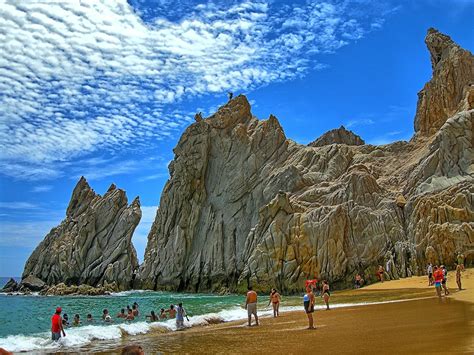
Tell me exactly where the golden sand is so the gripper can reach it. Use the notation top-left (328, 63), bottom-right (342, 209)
top-left (102, 268), bottom-right (474, 354)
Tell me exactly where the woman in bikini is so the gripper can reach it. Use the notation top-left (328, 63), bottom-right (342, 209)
top-left (268, 288), bottom-right (281, 317)
top-left (322, 280), bottom-right (330, 310)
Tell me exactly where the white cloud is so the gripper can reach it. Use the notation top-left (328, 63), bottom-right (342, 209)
top-left (0, 0), bottom-right (394, 180)
top-left (345, 118), bottom-right (375, 128)
top-left (0, 202), bottom-right (39, 210)
top-left (31, 185), bottom-right (53, 193)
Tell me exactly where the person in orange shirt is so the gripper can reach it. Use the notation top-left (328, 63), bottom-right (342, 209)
top-left (268, 288), bottom-right (281, 317)
top-left (433, 266), bottom-right (444, 299)
top-left (245, 286), bottom-right (259, 326)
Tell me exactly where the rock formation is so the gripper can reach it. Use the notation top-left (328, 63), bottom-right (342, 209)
top-left (137, 29), bottom-right (473, 293)
top-left (1, 278), bottom-right (19, 293)
top-left (22, 177), bottom-right (141, 291)
top-left (414, 28), bottom-right (474, 136)
top-left (308, 125), bottom-right (365, 147)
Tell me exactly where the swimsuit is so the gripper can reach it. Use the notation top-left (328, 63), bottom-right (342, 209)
top-left (303, 294), bottom-right (314, 313)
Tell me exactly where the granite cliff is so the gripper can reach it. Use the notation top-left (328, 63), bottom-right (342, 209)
top-left (22, 177), bottom-right (141, 291)
top-left (137, 28), bottom-right (473, 293)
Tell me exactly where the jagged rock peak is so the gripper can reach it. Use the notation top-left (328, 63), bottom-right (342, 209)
top-left (426, 28), bottom-right (457, 70)
top-left (206, 94), bottom-right (252, 129)
top-left (22, 178), bottom-right (141, 291)
top-left (308, 125), bottom-right (365, 147)
top-left (414, 28), bottom-right (474, 136)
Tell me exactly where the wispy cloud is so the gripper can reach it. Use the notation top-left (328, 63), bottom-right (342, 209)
top-left (31, 185), bottom-right (53, 193)
top-left (0, 0), bottom-right (395, 180)
top-left (345, 118), bottom-right (375, 128)
top-left (0, 202), bottom-right (39, 210)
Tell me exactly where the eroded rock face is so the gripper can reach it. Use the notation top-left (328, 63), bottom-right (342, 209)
top-left (308, 125), bottom-right (365, 147)
top-left (414, 28), bottom-right (474, 136)
top-left (22, 177), bottom-right (141, 291)
top-left (138, 29), bottom-right (473, 293)
top-left (1, 278), bottom-right (19, 293)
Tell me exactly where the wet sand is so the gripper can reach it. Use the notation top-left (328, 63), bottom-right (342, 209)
top-left (99, 269), bottom-right (474, 354)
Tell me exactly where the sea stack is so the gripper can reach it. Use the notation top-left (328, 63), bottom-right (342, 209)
top-left (137, 28), bottom-right (473, 293)
top-left (22, 177), bottom-right (141, 291)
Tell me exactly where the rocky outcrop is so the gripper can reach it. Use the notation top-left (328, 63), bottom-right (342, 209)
top-left (22, 177), bottom-right (141, 291)
top-left (137, 29), bottom-right (473, 293)
top-left (40, 282), bottom-right (118, 296)
top-left (1, 278), bottom-right (19, 293)
top-left (19, 275), bottom-right (46, 292)
top-left (414, 28), bottom-right (474, 136)
top-left (308, 126), bottom-right (365, 147)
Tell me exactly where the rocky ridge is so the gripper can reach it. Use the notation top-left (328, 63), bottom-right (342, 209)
top-left (137, 29), bottom-right (473, 293)
top-left (308, 125), bottom-right (365, 147)
top-left (22, 177), bottom-right (141, 291)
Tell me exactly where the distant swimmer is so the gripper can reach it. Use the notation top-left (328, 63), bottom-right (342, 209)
top-left (126, 309), bottom-right (135, 321)
top-left (456, 264), bottom-right (462, 290)
top-left (166, 305), bottom-right (176, 318)
top-left (102, 309), bottom-right (112, 322)
top-left (51, 307), bottom-right (66, 341)
top-left (268, 288), bottom-right (281, 317)
top-left (427, 263), bottom-right (433, 286)
top-left (132, 304), bottom-right (139, 317)
top-left (322, 280), bottom-right (331, 310)
top-left (245, 286), bottom-right (259, 326)
top-left (146, 311), bottom-right (158, 322)
top-left (441, 265), bottom-right (450, 295)
top-left (62, 313), bottom-right (70, 327)
top-left (303, 287), bottom-right (315, 329)
top-left (433, 266), bottom-right (443, 299)
top-left (86, 314), bottom-right (94, 323)
top-left (72, 314), bottom-right (81, 327)
top-left (117, 308), bottom-right (127, 319)
top-left (159, 308), bottom-right (167, 319)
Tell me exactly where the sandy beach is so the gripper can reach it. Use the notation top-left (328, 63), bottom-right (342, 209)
top-left (93, 268), bottom-right (474, 354)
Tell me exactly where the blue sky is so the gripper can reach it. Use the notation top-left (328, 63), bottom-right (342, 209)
top-left (0, 0), bottom-right (472, 277)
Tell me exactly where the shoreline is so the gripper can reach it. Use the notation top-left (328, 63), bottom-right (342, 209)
top-left (2, 270), bottom-right (472, 353)
top-left (99, 269), bottom-right (474, 354)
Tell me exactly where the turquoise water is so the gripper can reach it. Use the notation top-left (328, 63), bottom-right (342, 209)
top-left (0, 290), bottom-right (251, 351)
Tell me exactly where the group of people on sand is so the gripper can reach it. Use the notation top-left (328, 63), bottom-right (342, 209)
top-left (51, 301), bottom-right (189, 341)
top-left (245, 279), bottom-right (331, 330)
top-left (427, 259), bottom-right (464, 299)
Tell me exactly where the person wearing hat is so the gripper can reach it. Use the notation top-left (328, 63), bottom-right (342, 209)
top-left (51, 307), bottom-right (66, 341)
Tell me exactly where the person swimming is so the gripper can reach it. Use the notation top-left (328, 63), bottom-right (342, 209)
top-left (62, 313), bottom-right (70, 327)
top-left (132, 304), bottom-right (139, 317)
top-left (126, 309), bottom-right (135, 321)
top-left (72, 314), bottom-right (81, 327)
top-left (146, 311), bottom-right (158, 322)
top-left (102, 309), bottom-right (112, 322)
top-left (117, 308), bottom-right (127, 318)
top-left (86, 314), bottom-right (93, 322)
top-left (159, 308), bottom-right (167, 319)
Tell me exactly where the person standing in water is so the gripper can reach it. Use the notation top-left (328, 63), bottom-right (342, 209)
top-left (427, 263), bottom-right (433, 286)
top-left (146, 311), bottom-right (158, 322)
top-left (268, 288), bottom-right (281, 317)
top-left (433, 266), bottom-right (444, 299)
top-left (159, 308), bottom-right (167, 319)
top-left (322, 280), bottom-right (331, 310)
top-left (245, 286), bottom-right (259, 326)
top-left (51, 307), bottom-right (66, 341)
top-left (303, 286), bottom-right (315, 329)
top-left (176, 303), bottom-right (188, 329)
top-left (166, 305), bottom-right (176, 318)
top-left (456, 264), bottom-right (462, 290)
